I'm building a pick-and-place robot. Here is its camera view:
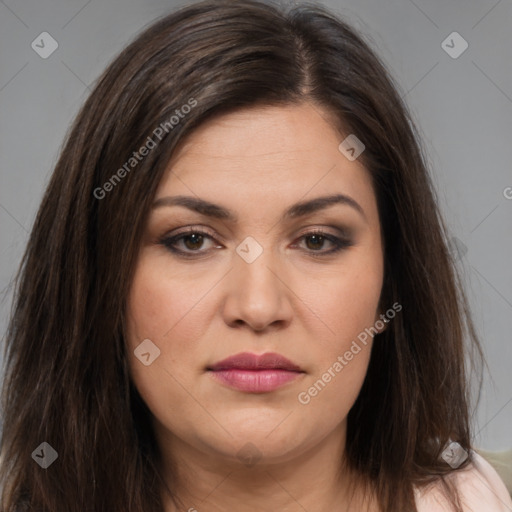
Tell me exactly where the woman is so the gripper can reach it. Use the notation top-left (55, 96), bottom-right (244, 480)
top-left (1, 0), bottom-right (510, 510)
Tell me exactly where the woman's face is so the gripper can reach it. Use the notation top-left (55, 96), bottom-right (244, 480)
top-left (125, 102), bottom-right (385, 469)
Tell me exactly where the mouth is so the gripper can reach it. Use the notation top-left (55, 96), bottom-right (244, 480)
top-left (206, 352), bottom-right (305, 393)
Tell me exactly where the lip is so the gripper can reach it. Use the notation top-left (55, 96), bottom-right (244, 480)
top-left (206, 352), bottom-right (305, 393)
top-left (208, 352), bottom-right (302, 372)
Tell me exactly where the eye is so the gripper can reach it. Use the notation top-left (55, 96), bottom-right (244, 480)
top-left (293, 230), bottom-right (352, 257)
top-left (159, 227), bottom-right (221, 257)
top-left (159, 227), bottom-right (352, 259)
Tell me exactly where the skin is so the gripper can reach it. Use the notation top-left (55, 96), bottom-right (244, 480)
top-left (125, 102), bottom-right (386, 512)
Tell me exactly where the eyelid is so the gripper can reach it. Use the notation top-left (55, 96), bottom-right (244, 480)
top-left (167, 226), bottom-right (217, 238)
top-left (161, 224), bottom-right (351, 244)
top-left (158, 224), bottom-right (354, 258)
top-left (291, 228), bottom-right (353, 255)
top-left (294, 224), bottom-right (353, 240)
top-left (157, 226), bottom-right (221, 255)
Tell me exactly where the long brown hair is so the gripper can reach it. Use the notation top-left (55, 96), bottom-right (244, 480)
top-left (0, 0), bottom-right (483, 510)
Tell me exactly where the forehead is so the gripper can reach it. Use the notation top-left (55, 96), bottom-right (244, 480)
top-left (171, 102), bottom-right (344, 159)
top-left (154, 102), bottom-right (378, 223)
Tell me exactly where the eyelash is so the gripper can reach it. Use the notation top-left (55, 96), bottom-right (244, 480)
top-left (158, 227), bottom-right (352, 259)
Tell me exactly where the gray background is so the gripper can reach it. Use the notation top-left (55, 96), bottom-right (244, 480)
top-left (0, 0), bottom-right (511, 451)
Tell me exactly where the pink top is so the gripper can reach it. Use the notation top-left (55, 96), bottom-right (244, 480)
top-left (414, 451), bottom-right (512, 511)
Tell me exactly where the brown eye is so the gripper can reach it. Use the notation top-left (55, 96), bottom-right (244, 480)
top-left (182, 233), bottom-right (206, 251)
top-left (160, 228), bottom-right (221, 257)
top-left (304, 233), bottom-right (327, 251)
top-left (295, 230), bottom-right (353, 257)
top-left (160, 228), bottom-right (352, 259)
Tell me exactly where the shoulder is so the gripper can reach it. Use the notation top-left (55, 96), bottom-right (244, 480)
top-left (414, 450), bottom-right (512, 511)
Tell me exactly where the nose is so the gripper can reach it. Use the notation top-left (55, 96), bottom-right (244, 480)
top-left (221, 244), bottom-right (294, 333)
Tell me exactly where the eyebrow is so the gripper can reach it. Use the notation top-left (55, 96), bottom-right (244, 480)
top-left (152, 193), bottom-right (367, 223)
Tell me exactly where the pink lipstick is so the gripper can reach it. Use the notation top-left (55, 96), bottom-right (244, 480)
top-left (206, 352), bottom-right (304, 393)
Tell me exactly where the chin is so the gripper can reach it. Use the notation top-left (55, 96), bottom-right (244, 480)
top-left (196, 420), bottom-right (318, 467)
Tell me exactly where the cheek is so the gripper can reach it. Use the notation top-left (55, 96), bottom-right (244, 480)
top-left (292, 251), bottom-right (383, 413)
top-left (302, 260), bottom-right (383, 348)
top-left (124, 257), bottom-right (213, 432)
top-left (125, 255), bottom-right (213, 352)
top-left (124, 257), bottom-right (201, 397)
top-left (294, 268), bottom-right (381, 417)
top-left (332, 270), bottom-right (381, 330)
top-left (297, 349), bottom-right (371, 426)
